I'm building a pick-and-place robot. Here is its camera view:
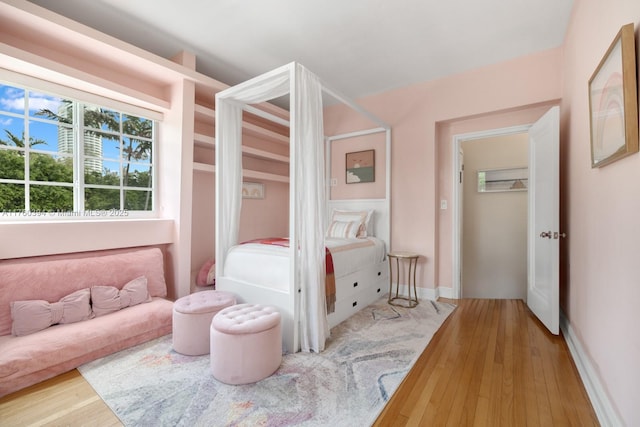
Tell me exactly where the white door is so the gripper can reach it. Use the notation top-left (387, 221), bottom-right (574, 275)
top-left (527, 106), bottom-right (560, 335)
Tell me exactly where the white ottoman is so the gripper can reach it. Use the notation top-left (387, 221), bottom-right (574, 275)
top-left (172, 290), bottom-right (236, 356)
top-left (210, 303), bottom-right (282, 385)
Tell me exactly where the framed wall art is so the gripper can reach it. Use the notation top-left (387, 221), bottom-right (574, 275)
top-left (242, 182), bottom-right (264, 199)
top-left (588, 23), bottom-right (638, 168)
top-left (345, 149), bottom-right (375, 183)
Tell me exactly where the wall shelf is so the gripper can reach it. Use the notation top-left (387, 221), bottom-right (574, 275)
top-left (477, 167), bottom-right (528, 192)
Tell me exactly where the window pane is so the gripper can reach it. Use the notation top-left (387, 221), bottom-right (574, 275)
top-left (29, 121), bottom-right (68, 154)
top-left (30, 93), bottom-right (73, 123)
top-left (0, 148), bottom-right (25, 179)
top-left (85, 160), bottom-right (120, 185)
top-left (85, 130), bottom-right (118, 161)
top-left (124, 189), bottom-right (152, 211)
top-left (0, 183), bottom-right (25, 211)
top-left (121, 137), bottom-right (152, 163)
top-left (30, 153), bottom-right (73, 183)
top-left (30, 184), bottom-right (73, 212)
top-left (84, 105), bottom-right (119, 132)
top-left (123, 163), bottom-right (151, 188)
top-left (123, 115), bottom-right (152, 138)
top-left (0, 115), bottom-right (26, 147)
top-left (0, 85), bottom-right (25, 114)
top-left (85, 187), bottom-right (120, 210)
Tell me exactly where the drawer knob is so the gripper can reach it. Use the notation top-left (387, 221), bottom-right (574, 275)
top-left (353, 282), bottom-right (358, 287)
top-left (352, 301), bottom-right (358, 307)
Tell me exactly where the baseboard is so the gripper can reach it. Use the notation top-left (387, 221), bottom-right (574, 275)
top-left (394, 284), bottom-right (438, 301)
top-left (393, 285), bottom-right (456, 301)
top-left (437, 286), bottom-right (456, 299)
top-left (560, 311), bottom-right (622, 427)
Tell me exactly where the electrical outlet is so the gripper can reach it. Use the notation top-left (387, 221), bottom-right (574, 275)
top-left (440, 199), bottom-right (447, 210)
top-left (330, 178), bottom-right (337, 186)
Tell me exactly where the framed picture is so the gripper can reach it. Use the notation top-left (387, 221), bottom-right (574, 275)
top-left (345, 149), bottom-right (375, 183)
top-left (242, 182), bottom-right (264, 199)
top-left (588, 23), bottom-right (638, 168)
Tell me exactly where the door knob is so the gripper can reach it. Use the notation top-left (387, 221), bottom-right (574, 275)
top-left (554, 232), bottom-right (567, 239)
top-left (540, 231), bottom-right (552, 239)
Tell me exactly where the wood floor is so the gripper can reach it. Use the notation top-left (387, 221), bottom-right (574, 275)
top-left (374, 299), bottom-right (598, 426)
top-left (0, 299), bottom-right (598, 426)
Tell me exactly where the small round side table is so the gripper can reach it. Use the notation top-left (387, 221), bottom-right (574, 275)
top-left (388, 251), bottom-right (420, 308)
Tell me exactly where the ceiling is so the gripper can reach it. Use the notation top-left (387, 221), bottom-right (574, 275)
top-left (28, 0), bottom-right (574, 101)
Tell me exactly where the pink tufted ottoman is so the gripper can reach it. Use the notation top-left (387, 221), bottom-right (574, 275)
top-left (172, 290), bottom-right (236, 356)
top-left (210, 303), bottom-right (282, 385)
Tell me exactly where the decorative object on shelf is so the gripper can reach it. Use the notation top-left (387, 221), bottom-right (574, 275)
top-left (242, 182), bottom-right (264, 199)
top-left (588, 23), bottom-right (638, 168)
top-left (346, 149), bottom-right (375, 183)
top-left (477, 167), bottom-right (528, 192)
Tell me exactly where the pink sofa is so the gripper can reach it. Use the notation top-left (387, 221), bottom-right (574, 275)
top-left (0, 247), bottom-right (174, 397)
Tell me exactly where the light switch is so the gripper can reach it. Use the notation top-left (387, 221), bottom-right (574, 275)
top-left (330, 178), bottom-right (337, 186)
top-left (440, 199), bottom-right (447, 210)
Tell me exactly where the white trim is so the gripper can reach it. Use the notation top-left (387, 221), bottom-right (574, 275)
top-left (560, 312), bottom-right (622, 427)
top-left (0, 67), bottom-right (164, 120)
top-left (452, 124), bottom-right (531, 298)
top-left (437, 286), bottom-right (456, 299)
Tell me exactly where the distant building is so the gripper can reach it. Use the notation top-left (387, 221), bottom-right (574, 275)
top-left (57, 103), bottom-right (102, 173)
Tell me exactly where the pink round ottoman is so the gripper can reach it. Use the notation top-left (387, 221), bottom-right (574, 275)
top-left (210, 303), bottom-right (282, 385)
top-left (172, 290), bottom-right (236, 356)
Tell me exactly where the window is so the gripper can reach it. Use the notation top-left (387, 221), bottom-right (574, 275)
top-left (0, 82), bottom-right (156, 219)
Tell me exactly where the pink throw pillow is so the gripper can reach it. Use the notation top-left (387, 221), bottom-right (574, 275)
top-left (10, 288), bottom-right (92, 336)
top-left (196, 259), bottom-right (215, 286)
top-left (91, 276), bottom-right (152, 317)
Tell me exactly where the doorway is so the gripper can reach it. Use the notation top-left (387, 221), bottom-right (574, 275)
top-left (452, 125), bottom-right (531, 299)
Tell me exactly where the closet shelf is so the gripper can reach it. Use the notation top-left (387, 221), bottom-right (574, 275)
top-left (242, 146), bottom-right (289, 163)
top-left (192, 162), bottom-right (289, 183)
top-left (194, 132), bottom-right (215, 147)
top-left (193, 162), bottom-right (215, 173)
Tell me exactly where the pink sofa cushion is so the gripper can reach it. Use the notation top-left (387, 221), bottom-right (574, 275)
top-left (91, 276), bottom-right (152, 317)
top-left (0, 247), bottom-right (166, 336)
top-left (10, 288), bottom-right (92, 337)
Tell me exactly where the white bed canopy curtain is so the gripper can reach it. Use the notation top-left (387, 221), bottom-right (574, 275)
top-left (215, 63), bottom-right (329, 352)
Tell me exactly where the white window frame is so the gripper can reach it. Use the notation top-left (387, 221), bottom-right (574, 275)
top-left (0, 73), bottom-right (161, 221)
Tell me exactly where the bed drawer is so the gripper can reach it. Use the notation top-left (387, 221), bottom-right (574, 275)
top-left (329, 282), bottom-right (385, 328)
top-left (335, 261), bottom-right (388, 301)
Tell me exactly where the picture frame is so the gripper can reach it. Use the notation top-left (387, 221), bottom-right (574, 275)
top-left (242, 182), bottom-right (264, 199)
top-left (345, 149), bottom-right (375, 184)
top-left (588, 23), bottom-right (638, 168)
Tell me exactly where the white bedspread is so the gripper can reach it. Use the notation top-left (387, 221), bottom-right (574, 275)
top-left (222, 237), bottom-right (386, 292)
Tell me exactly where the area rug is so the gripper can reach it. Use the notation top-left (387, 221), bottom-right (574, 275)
top-left (79, 298), bottom-right (455, 427)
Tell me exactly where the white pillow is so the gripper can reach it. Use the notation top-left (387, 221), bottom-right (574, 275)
top-left (330, 209), bottom-right (374, 238)
top-left (326, 220), bottom-right (360, 239)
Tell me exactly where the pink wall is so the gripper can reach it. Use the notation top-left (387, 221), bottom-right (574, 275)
top-left (561, 1), bottom-right (640, 424)
top-left (325, 48), bottom-right (562, 292)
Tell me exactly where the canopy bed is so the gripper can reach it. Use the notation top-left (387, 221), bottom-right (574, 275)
top-left (215, 62), bottom-right (391, 353)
